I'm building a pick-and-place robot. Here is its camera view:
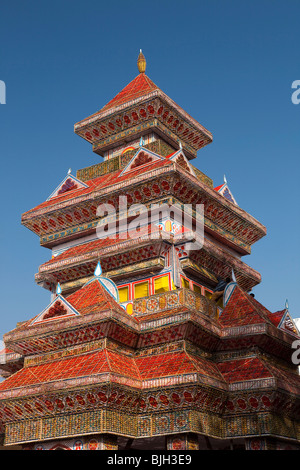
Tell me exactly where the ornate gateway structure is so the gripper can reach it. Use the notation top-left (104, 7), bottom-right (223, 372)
top-left (0, 52), bottom-right (299, 450)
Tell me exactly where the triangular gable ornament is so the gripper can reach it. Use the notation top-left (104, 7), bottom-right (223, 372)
top-left (47, 171), bottom-right (88, 200)
top-left (168, 149), bottom-right (197, 178)
top-left (119, 145), bottom-right (165, 176)
top-left (31, 287), bottom-right (80, 325)
top-left (214, 175), bottom-right (238, 206)
top-left (278, 301), bottom-right (300, 336)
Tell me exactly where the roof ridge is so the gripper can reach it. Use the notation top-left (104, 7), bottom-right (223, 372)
top-left (185, 349), bottom-right (226, 382)
top-left (66, 277), bottom-right (122, 315)
top-left (258, 354), bottom-right (277, 379)
top-left (220, 285), bottom-right (274, 328)
top-left (104, 348), bottom-right (112, 372)
top-left (100, 73), bottom-right (159, 113)
top-left (244, 290), bottom-right (274, 326)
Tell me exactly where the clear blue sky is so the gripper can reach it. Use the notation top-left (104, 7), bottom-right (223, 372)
top-left (0, 0), bottom-right (299, 343)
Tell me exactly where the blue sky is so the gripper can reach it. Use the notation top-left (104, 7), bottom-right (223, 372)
top-left (0, 0), bottom-right (299, 343)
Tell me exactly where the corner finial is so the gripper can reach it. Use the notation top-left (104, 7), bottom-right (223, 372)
top-left (94, 261), bottom-right (102, 277)
top-left (224, 174), bottom-right (227, 184)
top-left (68, 168), bottom-right (72, 175)
top-left (285, 298), bottom-right (289, 310)
top-left (56, 283), bottom-right (62, 295)
top-left (137, 50), bottom-right (146, 74)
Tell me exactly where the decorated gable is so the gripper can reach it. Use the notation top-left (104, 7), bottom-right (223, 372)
top-left (168, 149), bottom-right (196, 177)
top-left (31, 296), bottom-right (80, 325)
top-left (278, 311), bottom-right (300, 336)
top-left (119, 146), bottom-right (165, 176)
top-left (47, 173), bottom-right (88, 200)
top-left (214, 176), bottom-right (238, 206)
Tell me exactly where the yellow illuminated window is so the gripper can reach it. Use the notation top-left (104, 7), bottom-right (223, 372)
top-left (181, 277), bottom-right (190, 289)
top-left (154, 275), bottom-right (170, 294)
top-left (118, 286), bottom-right (129, 302)
top-left (134, 281), bottom-right (149, 299)
top-left (193, 284), bottom-right (202, 295)
top-left (126, 303), bottom-right (133, 315)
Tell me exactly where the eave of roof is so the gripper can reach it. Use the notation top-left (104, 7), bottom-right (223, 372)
top-left (74, 73), bottom-right (213, 143)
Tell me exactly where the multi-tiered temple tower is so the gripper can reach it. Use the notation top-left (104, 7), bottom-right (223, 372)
top-left (0, 52), bottom-right (300, 450)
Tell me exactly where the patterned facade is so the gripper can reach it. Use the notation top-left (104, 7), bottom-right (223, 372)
top-left (0, 52), bottom-right (299, 450)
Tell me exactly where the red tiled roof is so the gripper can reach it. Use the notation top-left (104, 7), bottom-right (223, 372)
top-left (1, 345), bottom-right (299, 394)
top-left (66, 278), bottom-right (123, 316)
top-left (217, 357), bottom-right (272, 383)
top-left (22, 158), bottom-right (172, 217)
top-left (0, 349), bottom-right (140, 391)
top-left (264, 360), bottom-right (300, 392)
top-left (267, 310), bottom-right (285, 327)
top-left (42, 225), bottom-right (160, 268)
top-left (0, 349), bottom-right (225, 392)
top-left (8, 277), bottom-right (124, 335)
top-left (0, 348), bottom-right (15, 355)
top-left (100, 74), bottom-right (159, 113)
top-left (218, 355), bottom-right (300, 393)
top-left (135, 351), bottom-right (223, 380)
top-left (220, 285), bottom-right (273, 328)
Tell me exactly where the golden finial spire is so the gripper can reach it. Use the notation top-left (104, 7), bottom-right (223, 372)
top-left (137, 49), bottom-right (146, 73)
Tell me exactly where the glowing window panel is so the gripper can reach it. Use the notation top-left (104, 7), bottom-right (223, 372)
top-left (154, 275), bottom-right (170, 294)
top-left (118, 286), bottom-right (129, 302)
top-left (134, 281), bottom-right (149, 299)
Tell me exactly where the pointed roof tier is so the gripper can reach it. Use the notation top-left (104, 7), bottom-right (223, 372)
top-left (3, 264), bottom-right (132, 356)
top-left (74, 52), bottom-right (213, 159)
top-left (21, 145), bottom-right (266, 256)
top-left (1, 268), bottom-right (300, 445)
top-left (218, 283), bottom-right (300, 361)
top-left (1, 283), bottom-right (300, 442)
top-left (101, 73), bottom-right (159, 113)
top-left (35, 225), bottom-right (261, 296)
top-left (221, 283), bottom-right (300, 337)
top-left (2, 53), bottom-right (300, 450)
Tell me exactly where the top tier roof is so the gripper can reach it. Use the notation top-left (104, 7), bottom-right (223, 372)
top-left (74, 52), bottom-right (213, 159)
top-left (100, 73), bottom-right (159, 113)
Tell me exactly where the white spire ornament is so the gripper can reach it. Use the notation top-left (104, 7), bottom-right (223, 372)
top-left (94, 261), bottom-right (102, 277)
